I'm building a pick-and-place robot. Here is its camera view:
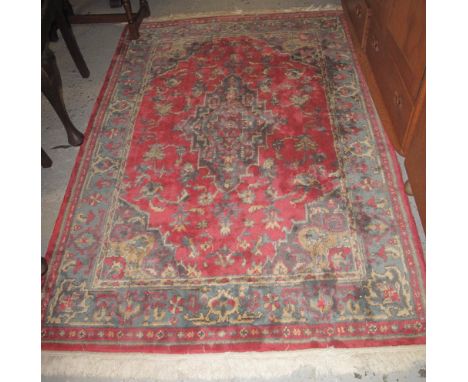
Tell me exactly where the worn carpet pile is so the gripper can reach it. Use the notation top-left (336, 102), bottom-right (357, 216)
top-left (42, 11), bottom-right (425, 353)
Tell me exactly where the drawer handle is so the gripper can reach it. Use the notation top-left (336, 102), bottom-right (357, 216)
top-left (372, 36), bottom-right (380, 52)
top-left (393, 91), bottom-right (403, 108)
top-left (355, 5), bottom-right (362, 18)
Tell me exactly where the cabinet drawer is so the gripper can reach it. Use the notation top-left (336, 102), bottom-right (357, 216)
top-left (344, 0), bottom-right (370, 48)
top-left (366, 20), bottom-right (414, 144)
top-left (367, 0), bottom-right (393, 24)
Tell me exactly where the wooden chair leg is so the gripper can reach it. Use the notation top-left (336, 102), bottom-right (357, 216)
top-left (49, 21), bottom-right (59, 42)
top-left (122, 0), bottom-right (138, 39)
top-left (42, 47), bottom-right (84, 147)
top-left (140, 0), bottom-right (151, 17)
top-left (55, 4), bottom-right (90, 78)
top-left (64, 0), bottom-right (150, 41)
top-left (63, 0), bottom-right (75, 16)
top-left (42, 148), bottom-right (53, 168)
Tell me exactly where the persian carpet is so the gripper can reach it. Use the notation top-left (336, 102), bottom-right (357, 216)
top-left (41, 11), bottom-right (425, 353)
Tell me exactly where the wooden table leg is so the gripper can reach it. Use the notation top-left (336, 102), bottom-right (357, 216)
top-left (140, 1), bottom-right (151, 20)
top-left (66, 0), bottom-right (150, 41)
top-left (55, 5), bottom-right (90, 78)
top-left (121, 0), bottom-right (150, 40)
top-left (42, 47), bottom-right (84, 147)
top-left (42, 148), bottom-right (53, 168)
top-left (122, 0), bottom-right (138, 39)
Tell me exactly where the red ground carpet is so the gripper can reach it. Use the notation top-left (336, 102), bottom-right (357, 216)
top-left (42, 11), bottom-right (425, 353)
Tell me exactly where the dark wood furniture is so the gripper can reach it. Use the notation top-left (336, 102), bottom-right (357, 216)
top-left (42, 0), bottom-right (91, 274)
top-left (42, 0), bottom-right (89, 168)
top-left (342, 0), bottom-right (426, 230)
top-left (66, 0), bottom-right (151, 40)
top-left (42, 148), bottom-right (53, 168)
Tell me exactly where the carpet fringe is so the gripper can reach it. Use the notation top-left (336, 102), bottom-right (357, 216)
top-left (144, 5), bottom-right (342, 23)
top-left (42, 345), bottom-right (425, 380)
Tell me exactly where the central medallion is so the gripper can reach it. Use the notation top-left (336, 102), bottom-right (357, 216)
top-left (179, 75), bottom-right (276, 192)
top-left (115, 36), bottom-right (355, 286)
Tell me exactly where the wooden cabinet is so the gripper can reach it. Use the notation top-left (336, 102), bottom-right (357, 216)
top-left (405, 95), bottom-right (426, 229)
top-left (367, 0), bottom-right (392, 23)
top-left (385, 0), bottom-right (426, 100)
top-left (342, 0), bottom-right (426, 229)
top-left (366, 18), bottom-right (415, 145)
top-left (343, 0), bottom-right (371, 48)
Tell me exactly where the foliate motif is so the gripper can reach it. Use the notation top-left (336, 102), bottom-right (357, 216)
top-left (42, 12), bottom-right (425, 352)
top-left (103, 34), bottom-right (352, 287)
top-left (180, 74), bottom-right (276, 192)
